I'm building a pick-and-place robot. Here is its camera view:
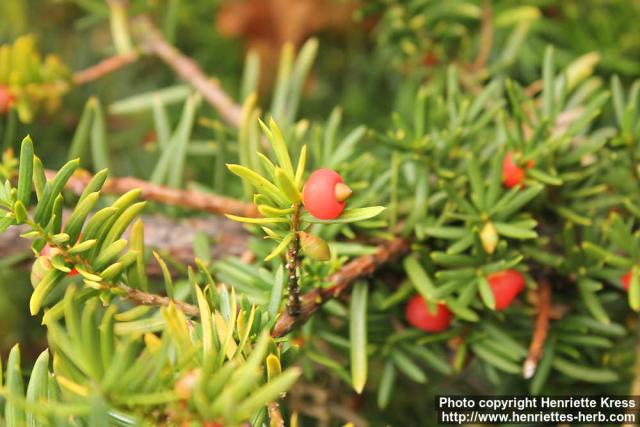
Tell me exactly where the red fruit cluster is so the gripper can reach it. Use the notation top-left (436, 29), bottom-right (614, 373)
top-left (405, 294), bottom-right (452, 333)
top-left (302, 168), bottom-right (351, 220)
top-left (487, 269), bottom-right (526, 310)
top-left (41, 244), bottom-right (79, 277)
top-left (622, 271), bottom-right (632, 291)
top-left (0, 85), bottom-right (15, 114)
top-left (502, 152), bottom-right (534, 189)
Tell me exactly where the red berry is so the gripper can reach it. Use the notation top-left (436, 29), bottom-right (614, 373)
top-left (405, 294), bottom-right (452, 333)
top-left (0, 85), bottom-right (15, 114)
top-left (622, 271), bottom-right (632, 291)
top-left (487, 269), bottom-right (526, 310)
top-left (40, 244), bottom-right (78, 277)
top-left (502, 152), bottom-right (534, 189)
top-left (302, 169), bottom-right (352, 220)
top-left (502, 152), bottom-right (524, 188)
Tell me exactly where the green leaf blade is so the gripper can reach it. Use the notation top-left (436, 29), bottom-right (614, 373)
top-left (350, 282), bottom-right (368, 394)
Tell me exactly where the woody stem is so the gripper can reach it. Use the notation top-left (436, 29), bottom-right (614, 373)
top-left (286, 204), bottom-right (302, 316)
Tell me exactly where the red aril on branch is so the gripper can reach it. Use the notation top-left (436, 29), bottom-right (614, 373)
top-left (502, 152), bottom-right (534, 189)
top-left (622, 271), bottom-right (632, 291)
top-left (40, 244), bottom-right (79, 277)
top-left (302, 168), bottom-right (352, 220)
top-left (405, 294), bottom-right (452, 332)
top-left (487, 269), bottom-right (526, 310)
top-left (0, 85), bottom-right (15, 114)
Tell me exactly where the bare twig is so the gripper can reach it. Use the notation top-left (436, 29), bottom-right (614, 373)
top-left (286, 206), bottom-right (302, 316)
top-left (523, 279), bottom-right (551, 379)
top-left (73, 52), bottom-right (139, 85)
top-left (471, 0), bottom-right (493, 71)
top-left (525, 80), bottom-right (544, 97)
top-left (272, 237), bottom-right (411, 338)
top-left (121, 284), bottom-right (200, 316)
top-left (267, 402), bottom-right (285, 427)
top-left (46, 169), bottom-right (258, 218)
top-left (131, 16), bottom-right (243, 127)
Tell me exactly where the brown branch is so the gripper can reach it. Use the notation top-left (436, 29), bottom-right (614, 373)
top-left (267, 402), bottom-right (285, 427)
top-left (523, 279), bottom-right (551, 379)
top-left (525, 80), bottom-right (544, 97)
top-left (46, 169), bottom-right (258, 218)
top-left (131, 16), bottom-right (243, 127)
top-left (286, 206), bottom-right (302, 316)
top-left (272, 237), bottom-right (411, 338)
top-left (471, 0), bottom-right (493, 71)
top-left (73, 52), bottom-right (139, 85)
top-left (121, 284), bottom-right (200, 316)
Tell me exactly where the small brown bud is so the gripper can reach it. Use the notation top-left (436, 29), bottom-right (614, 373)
top-left (298, 231), bottom-right (331, 261)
